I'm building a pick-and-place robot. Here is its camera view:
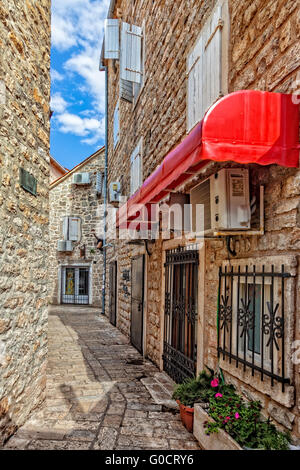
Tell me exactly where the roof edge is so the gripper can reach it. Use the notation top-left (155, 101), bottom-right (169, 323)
top-left (50, 146), bottom-right (105, 189)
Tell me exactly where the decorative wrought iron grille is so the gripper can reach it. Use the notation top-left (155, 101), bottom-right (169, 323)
top-left (163, 246), bottom-right (198, 383)
top-left (218, 265), bottom-right (291, 391)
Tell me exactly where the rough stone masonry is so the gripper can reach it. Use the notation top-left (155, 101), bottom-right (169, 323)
top-left (0, 0), bottom-right (51, 444)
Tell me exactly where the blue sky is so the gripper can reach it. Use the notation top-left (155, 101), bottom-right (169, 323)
top-left (50, 0), bottom-right (110, 169)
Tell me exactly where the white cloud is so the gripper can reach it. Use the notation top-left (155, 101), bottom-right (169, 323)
top-left (64, 44), bottom-right (106, 109)
top-left (51, 0), bottom-right (110, 146)
top-left (51, 69), bottom-right (64, 82)
top-left (51, 93), bottom-right (68, 113)
top-left (56, 112), bottom-right (105, 144)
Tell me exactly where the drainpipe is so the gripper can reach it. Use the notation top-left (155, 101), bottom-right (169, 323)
top-left (101, 65), bottom-right (108, 316)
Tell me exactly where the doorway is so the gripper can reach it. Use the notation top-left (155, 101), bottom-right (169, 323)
top-left (163, 246), bottom-right (198, 383)
top-left (61, 266), bottom-right (89, 305)
top-left (131, 255), bottom-right (145, 354)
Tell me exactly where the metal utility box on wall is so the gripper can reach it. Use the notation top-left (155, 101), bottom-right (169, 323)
top-left (72, 172), bottom-right (91, 185)
top-left (19, 168), bottom-right (37, 196)
top-left (190, 168), bottom-right (251, 232)
top-left (109, 182), bottom-right (121, 203)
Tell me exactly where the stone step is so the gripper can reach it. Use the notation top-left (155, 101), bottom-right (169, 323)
top-left (141, 372), bottom-right (178, 410)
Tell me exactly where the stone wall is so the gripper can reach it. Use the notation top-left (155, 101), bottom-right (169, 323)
top-left (0, 0), bottom-right (51, 445)
top-left (49, 150), bottom-right (105, 308)
top-left (104, 0), bottom-right (300, 438)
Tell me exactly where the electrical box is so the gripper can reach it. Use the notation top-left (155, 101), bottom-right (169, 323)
top-left (109, 182), bottom-right (121, 202)
top-left (190, 169), bottom-right (251, 232)
top-left (20, 168), bottom-right (37, 196)
top-left (72, 172), bottom-right (91, 185)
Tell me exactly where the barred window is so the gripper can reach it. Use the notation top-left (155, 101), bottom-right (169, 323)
top-left (218, 264), bottom-right (292, 391)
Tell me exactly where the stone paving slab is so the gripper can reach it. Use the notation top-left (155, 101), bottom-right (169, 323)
top-left (3, 306), bottom-right (200, 450)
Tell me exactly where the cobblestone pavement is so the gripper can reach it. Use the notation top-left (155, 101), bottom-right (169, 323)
top-left (4, 306), bottom-right (200, 450)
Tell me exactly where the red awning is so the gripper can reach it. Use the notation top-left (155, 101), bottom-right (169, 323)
top-left (117, 90), bottom-right (299, 228)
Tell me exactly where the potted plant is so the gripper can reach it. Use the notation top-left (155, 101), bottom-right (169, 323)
top-left (172, 368), bottom-right (215, 432)
top-left (192, 373), bottom-right (291, 450)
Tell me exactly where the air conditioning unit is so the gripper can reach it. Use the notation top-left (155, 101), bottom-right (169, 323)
top-left (190, 169), bottom-right (251, 232)
top-left (57, 240), bottom-right (73, 252)
top-left (57, 240), bottom-right (66, 252)
top-left (109, 182), bottom-right (121, 202)
top-left (72, 172), bottom-right (91, 185)
top-left (65, 240), bottom-right (73, 252)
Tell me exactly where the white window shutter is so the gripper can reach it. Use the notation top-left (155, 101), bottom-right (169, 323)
top-left (62, 216), bottom-right (69, 240)
top-left (120, 78), bottom-right (133, 103)
top-left (130, 141), bottom-right (142, 195)
top-left (104, 19), bottom-right (119, 59)
top-left (69, 217), bottom-right (80, 241)
top-left (203, 5), bottom-right (223, 114)
top-left (113, 102), bottom-right (119, 147)
top-left (120, 22), bottom-right (142, 84)
top-left (187, 2), bottom-right (226, 131)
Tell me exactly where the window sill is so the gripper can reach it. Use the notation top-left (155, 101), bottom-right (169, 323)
top-left (219, 357), bottom-right (294, 408)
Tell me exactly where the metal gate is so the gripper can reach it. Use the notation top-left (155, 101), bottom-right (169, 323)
top-left (109, 261), bottom-right (117, 326)
top-left (61, 267), bottom-right (89, 305)
top-left (163, 246), bottom-right (198, 383)
top-left (131, 255), bottom-right (145, 354)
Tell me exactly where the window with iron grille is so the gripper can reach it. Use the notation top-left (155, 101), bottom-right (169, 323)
top-left (218, 264), bottom-right (291, 391)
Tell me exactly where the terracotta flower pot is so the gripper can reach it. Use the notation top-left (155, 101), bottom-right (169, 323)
top-left (177, 400), bottom-right (194, 433)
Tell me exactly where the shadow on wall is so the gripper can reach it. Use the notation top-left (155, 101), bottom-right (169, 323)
top-left (0, 398), bottom-right (18, 446)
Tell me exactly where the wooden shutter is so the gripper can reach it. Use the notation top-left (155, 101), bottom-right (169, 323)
top-left (187, 36), bottom-right (204, 131)
top-left (69, 217), bottom-right (80, 241)
top-left (203, 4), bottom-right (223, 114)
top-left (130, 141), bottom-right (142, 195)
top-left (120, 22), bottom-right (143, 84)
top-left (104, 19), bottom-right (119, 59)
top-left (187, 2), bottom-right (225, 131)
top-left (62, 216), bottom-right (69, 240)
top-left (120, 78), bottom-right (133, 103)
top-left (113, 102), bottom-right (119, 147)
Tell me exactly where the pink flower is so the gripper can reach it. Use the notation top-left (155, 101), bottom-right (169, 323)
top-left (211, 378), bottom-right (219, 388)
top-left (235, 412), bottom-right (240, 419)
top-left (215, 393), bottom-right (223, 398)
top-left (225, 416), bottom-right (230, 422)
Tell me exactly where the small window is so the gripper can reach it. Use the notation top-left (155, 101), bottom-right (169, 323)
top-left (218, 264), bottom-right (291, 390)
top-left (187, 0), bottom-right (229, 131)
top-left (130, 139), bottom-right (142, 196)
top-left (62, 216), bottom-right (81, 242)
top-left (113, 101), bottom-right (120, 148)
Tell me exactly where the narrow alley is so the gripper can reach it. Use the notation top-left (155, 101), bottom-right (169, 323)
top-left (4, 307), bottom-right (199, 451)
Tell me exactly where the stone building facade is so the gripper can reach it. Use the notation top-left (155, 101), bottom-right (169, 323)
top-left (0, 1), bottom-right (51, 444)
top-left (102, 0), bottom-right (300, 440)
top-left (49, 149), bottom-right (105, 308)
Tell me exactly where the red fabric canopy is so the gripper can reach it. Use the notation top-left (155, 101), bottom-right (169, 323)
top-left (117, 90), bottom-right (299, 228)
